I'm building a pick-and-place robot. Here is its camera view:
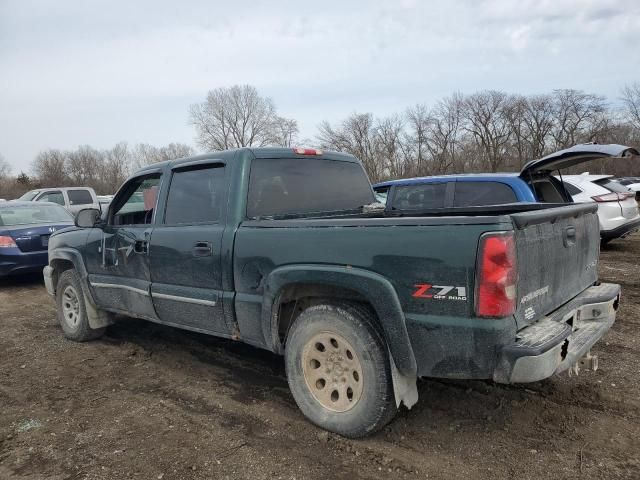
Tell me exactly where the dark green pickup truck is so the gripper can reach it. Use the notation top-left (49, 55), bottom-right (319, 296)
top-left (44, 147), bottom-right (621, 437)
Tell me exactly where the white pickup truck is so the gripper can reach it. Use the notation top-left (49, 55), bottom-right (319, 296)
top-left (18, 187), bottom-right (100, 216)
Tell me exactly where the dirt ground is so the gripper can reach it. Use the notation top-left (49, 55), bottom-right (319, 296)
top-left (1, 237), bottom-right (640, 480)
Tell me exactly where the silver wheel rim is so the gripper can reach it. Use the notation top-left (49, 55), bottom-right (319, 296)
top-left (62, 285), bottom-right (81, 328)
top-left (301, 331), bottom-right (364, 412)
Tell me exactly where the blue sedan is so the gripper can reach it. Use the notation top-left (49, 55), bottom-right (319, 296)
top-left (0, 201), bottom-right (74, 277)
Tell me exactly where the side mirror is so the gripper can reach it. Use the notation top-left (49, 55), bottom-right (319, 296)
top-left (75, 208), bottom-right (102, 228)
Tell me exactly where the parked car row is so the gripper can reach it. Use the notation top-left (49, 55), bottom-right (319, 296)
top-left (374, 144), bottom-right (640, 245)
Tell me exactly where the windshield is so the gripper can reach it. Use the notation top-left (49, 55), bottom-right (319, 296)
top-left (18, 190), bottom-right (39, 201)
top-left (0, 204), bottom-right (73, 226)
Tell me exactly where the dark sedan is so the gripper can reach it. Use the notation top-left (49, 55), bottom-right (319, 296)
top-left (0, 201), bottom-right (74, 277)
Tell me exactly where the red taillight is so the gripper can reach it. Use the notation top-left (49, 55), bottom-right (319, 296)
top-left (0, 235), bottom-right (17, 248)
top-left (476, 232), bottom-right (517, 318)
top-left (592, 192), bottom-right (633, 202)
top-left (292, 147), bottom-right (322, 155)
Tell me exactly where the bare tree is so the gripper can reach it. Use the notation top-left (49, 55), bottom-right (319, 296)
top-left (462, 90), bottom-right (513, 172)
top-left (405, 103), bottom-right (430, 173)
top-left (102, 142), bottom-right (131, 193)
top-left (0, 153), bottom-right (11, 180)
top-left (190, 85), bottom-right (296, 151)
top-left (132, 142), bottom-right (195, 169)
top-left (522, 94), bottom-right (555, 159)
top-left (621, 82), bottom-right (640, 130)
top-left (374, 115), bottom-right (409, 179)
top-left (550, 89), bottom-right (606, 149)
top-left (32, 149), bottom-right (69, 186)
top-left (66, 145), bottom-right (103, 186)
top-left (424, 94), bottom-right (464, 174)
top-left (270, 116), bottom-right (299, 147)
top-left (317, 113), bottom-right (382, 181)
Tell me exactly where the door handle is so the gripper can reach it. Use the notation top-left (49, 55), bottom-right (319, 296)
top-left (134, 239), bottom-right (149, 254)
top-left (192, 241), bottom-right (212, 257)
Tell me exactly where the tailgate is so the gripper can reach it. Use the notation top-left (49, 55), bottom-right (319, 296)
top-left (510, 203), bottom-right (600, 329)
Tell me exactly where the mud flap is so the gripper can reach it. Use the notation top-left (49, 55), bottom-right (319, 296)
top-left (389, 351), bottom-right (418, 409)
top-left (82, 283), bottom-right (114, 329)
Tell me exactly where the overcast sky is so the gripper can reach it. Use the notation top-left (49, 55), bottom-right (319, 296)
top-left (1, 0), bottom-right (639, 171)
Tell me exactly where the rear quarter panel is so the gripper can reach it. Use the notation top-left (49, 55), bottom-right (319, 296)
top-left (233, 218), bottom-right (517, 378)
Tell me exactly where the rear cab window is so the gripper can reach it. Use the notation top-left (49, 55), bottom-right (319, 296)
top-left (67, 189), bottom-right (94, 205)
top-left (453, 181), bottom-right (517, 207)
top-left (247, 158), bottom-right (374, 218)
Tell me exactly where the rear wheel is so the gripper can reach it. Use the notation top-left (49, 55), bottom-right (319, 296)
top-left (285, 302), bottom-right (397, 438)
top-left (56, 269), bottom-right (105, 341)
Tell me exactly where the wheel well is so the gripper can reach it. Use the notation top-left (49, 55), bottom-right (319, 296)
top-left (275, 283), bottom-right (374, 347)
top-left (50, 259), bottom-right (75, 292)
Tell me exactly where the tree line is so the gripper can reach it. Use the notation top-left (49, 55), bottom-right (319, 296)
top-left (1, 83), bottom-right (639, 198)
top-left (0, 142), bottom-right (194, 198)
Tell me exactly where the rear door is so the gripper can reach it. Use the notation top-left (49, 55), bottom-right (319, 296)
top-left (148, 161), bottom-right (230, 334)
top-left (509, 203), bottom-right (600, 329)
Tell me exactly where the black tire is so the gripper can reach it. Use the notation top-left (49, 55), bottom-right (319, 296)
top-left (56, 269), bottom-right (105, 342)
top-left (284, 302), bottom-right (397, 438)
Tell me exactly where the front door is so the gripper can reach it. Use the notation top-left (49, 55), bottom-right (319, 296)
top-left (148, 162), bottom-right (230, 334)
top-left (87, 173), bottom-right (162, 320)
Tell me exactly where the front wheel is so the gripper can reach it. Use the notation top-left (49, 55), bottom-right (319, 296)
top-left (285, 302), bottom-right (397, 438)
top-left (56, 269), bottom-right (105, 342)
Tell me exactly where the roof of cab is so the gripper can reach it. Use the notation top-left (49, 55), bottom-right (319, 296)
top-left (373, 173), bottom-right (521, 188)
top-left (135, 147), bottom-right (358, 174)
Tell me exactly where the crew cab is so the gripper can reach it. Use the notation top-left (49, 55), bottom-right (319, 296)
top-left (374, 144), bottom-right (640, 243)
top-left (19, 187), bottom-right (100, 216)
top-left (44, 147), bottom-right (621, 437)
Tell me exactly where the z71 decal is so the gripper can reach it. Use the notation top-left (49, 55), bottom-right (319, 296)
top-left (412, 284), bottom-right (467, 301)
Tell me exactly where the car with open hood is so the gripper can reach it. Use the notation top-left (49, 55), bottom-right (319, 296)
top-left (374, 143), bottom-right (640, 242)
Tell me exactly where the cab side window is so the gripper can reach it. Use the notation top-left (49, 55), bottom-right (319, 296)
top-left (164, 165), bottom-right (226, 224)
top-left (67, 189), bottom-right (94, 205)
top-left (37, 191), bottom-right (65, 206)
top-left (111, 175), bottom-right (161, 226)
top-left (453, 182), bottom-right (517, 207)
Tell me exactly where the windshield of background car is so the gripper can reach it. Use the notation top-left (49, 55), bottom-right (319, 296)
top-left (0, 205), bottom-right (73, 226)
top-left (247, 158), bottom-right (375, 218)
top-left (18, 191), bottom-right (39, 201)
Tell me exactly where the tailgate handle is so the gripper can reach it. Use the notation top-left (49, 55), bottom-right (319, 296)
top-left (563, 226), bottom-right (576, 247)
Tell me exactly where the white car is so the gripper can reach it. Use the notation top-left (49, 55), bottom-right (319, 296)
top-left (18, 187), bottom-right (100, 216)
top-left (559, 174), bottom-right (640, 244)
top-left (613, 177), bottom-right (640, 199)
